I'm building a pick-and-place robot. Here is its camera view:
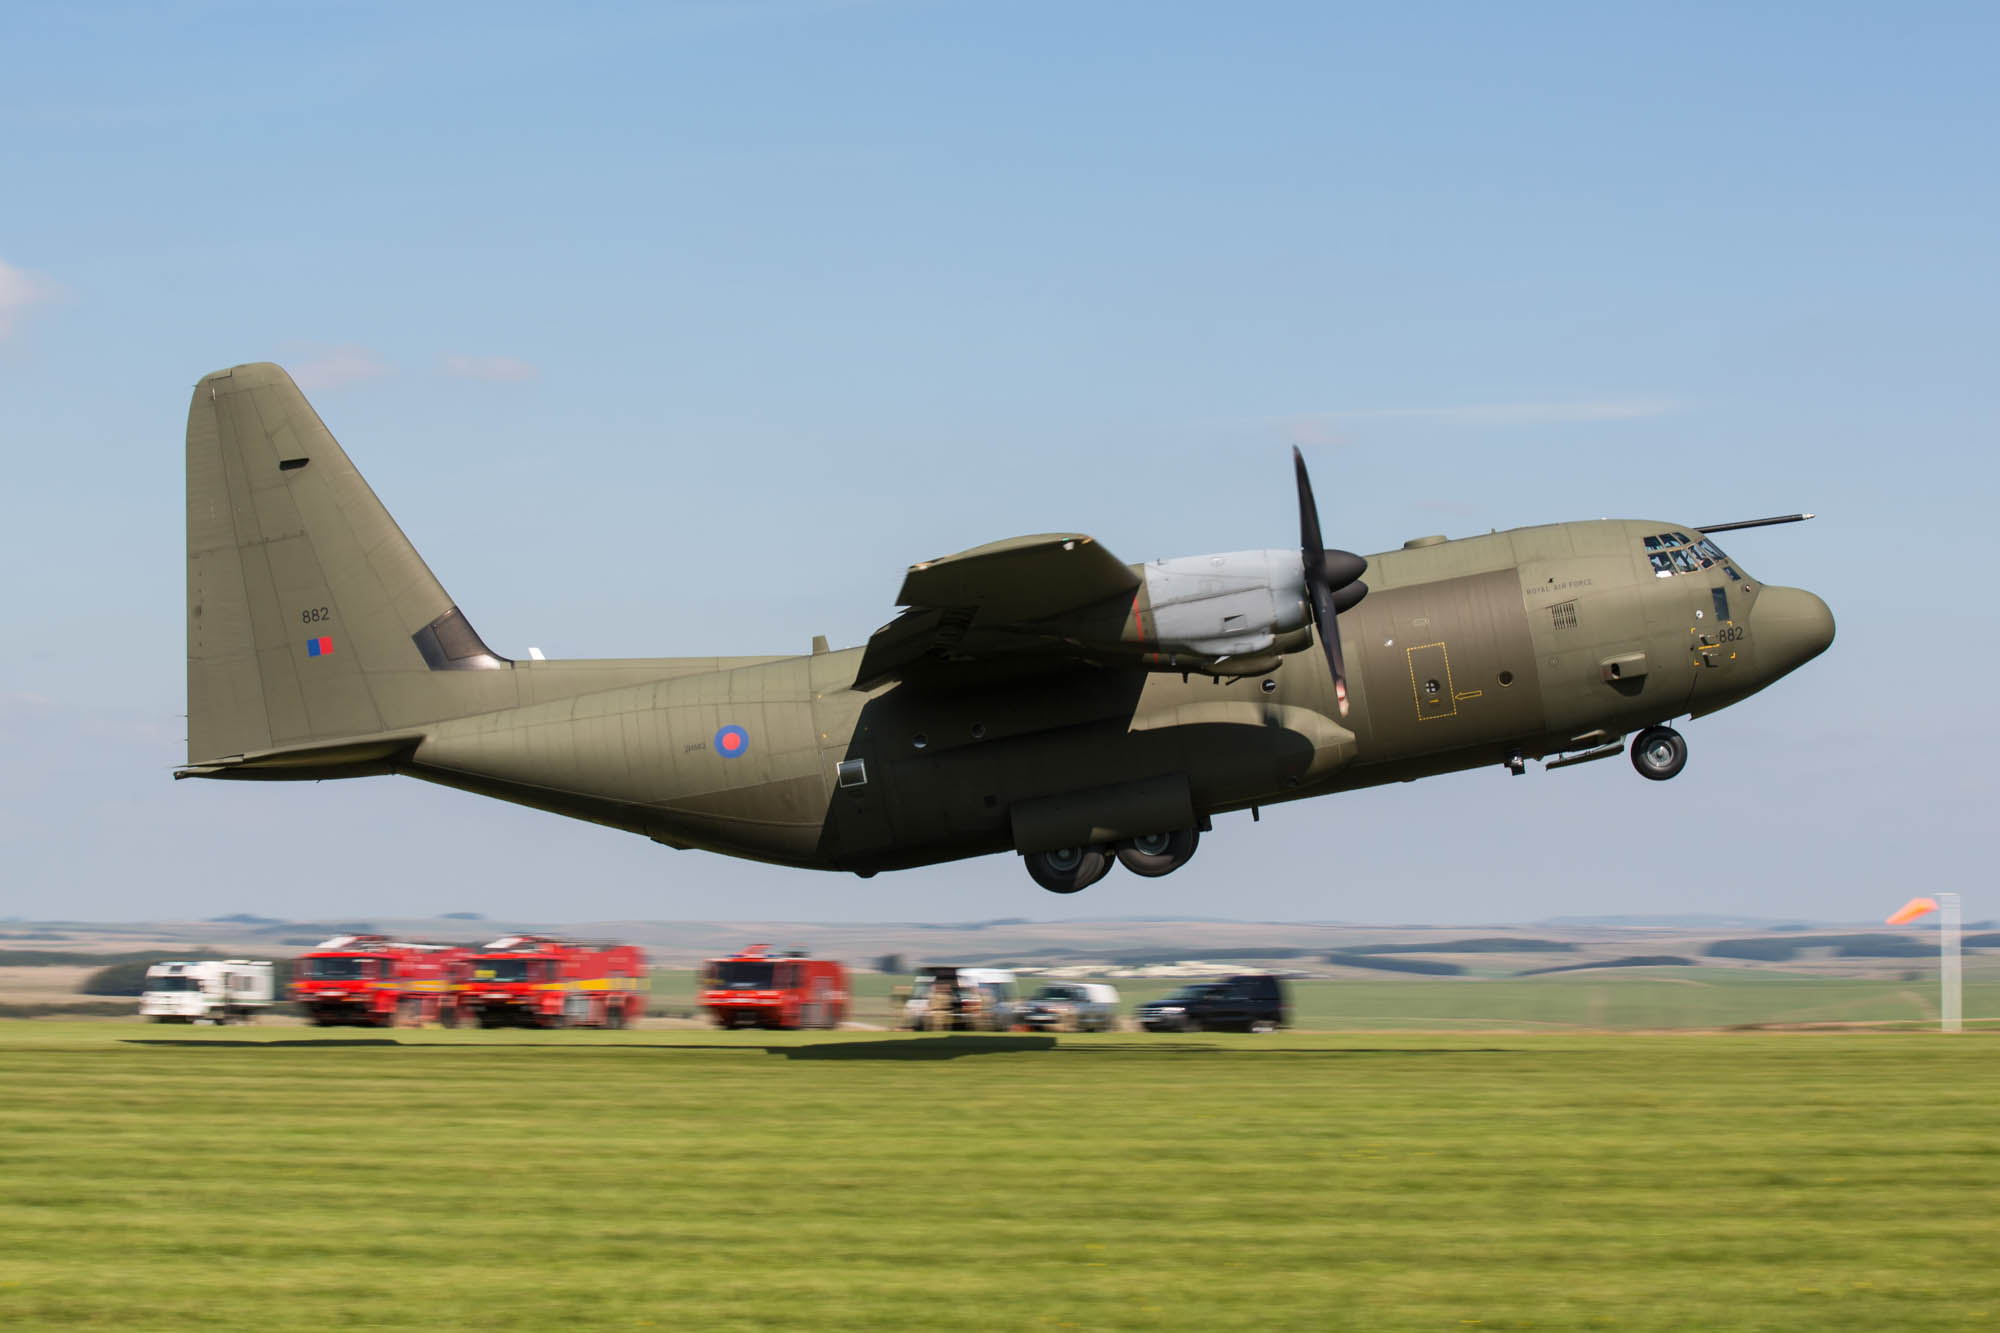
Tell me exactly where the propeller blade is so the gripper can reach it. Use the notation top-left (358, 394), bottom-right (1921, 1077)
top-left (1293, 446), bottom-right (1360, 717)
top-left (1293, 446), bottom-right (1324, 562)
top-left (1308, 577), bottom-right (1350, 717)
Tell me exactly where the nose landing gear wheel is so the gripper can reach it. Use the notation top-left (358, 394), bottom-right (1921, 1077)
top-left (1025, 845), bottom-right (1112, 893)
top-left (1115, 827), bottom-right (1199, 877)
top-left (1631, 726), bottom-right (1688, 781)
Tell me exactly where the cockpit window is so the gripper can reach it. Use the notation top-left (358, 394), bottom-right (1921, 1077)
top-left (1644, 533), bottom-right (1739, 580)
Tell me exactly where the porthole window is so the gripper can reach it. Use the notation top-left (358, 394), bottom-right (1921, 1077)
top-left (911, 734), bottom-right (928, 750)
top-left (970, 723), bottom-right (987, 740)
top-left (1260, 679), bottom-right (1277, 694)
top-left (1498, 671), bottom-right (1514, 686)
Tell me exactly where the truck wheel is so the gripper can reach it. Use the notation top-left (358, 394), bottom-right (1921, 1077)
top-left (605, 1002), bottom-right (626, 1031)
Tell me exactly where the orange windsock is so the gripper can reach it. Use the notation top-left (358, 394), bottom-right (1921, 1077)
top-left (1887, 897), bottom-right (1940, 925)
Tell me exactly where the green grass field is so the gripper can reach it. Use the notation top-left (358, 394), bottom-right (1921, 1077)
top-left (4, 1023), bottom-right (1998, 1331)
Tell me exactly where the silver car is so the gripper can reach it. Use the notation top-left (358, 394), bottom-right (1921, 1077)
top-left (1017, 982), bottom-right (1120, 1032)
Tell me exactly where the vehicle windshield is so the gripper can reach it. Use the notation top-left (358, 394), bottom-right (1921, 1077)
top-left (713, 961), bottom-right (776, 989)
top-left (1032, 986), bottom-right (1077, 1002)
top-left (1159, 985), bottom-right (1218, 1003)
top-left (302, 957), bottom-right (372, 980)
top-left (471, 959), bottom-right (535, 983)
top-left (147, 975), bottom-right (198, 992)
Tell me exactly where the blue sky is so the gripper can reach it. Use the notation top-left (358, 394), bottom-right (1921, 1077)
top-left (3, 2), bottom-right (1995, 924)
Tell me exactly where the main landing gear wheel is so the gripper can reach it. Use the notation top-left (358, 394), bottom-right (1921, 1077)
top-left (1025, 845), bottom-right (1113, 894)
top-left (1115, 828), bottom-right (1200, 878)
top-left (1631, 726), bottom-right (1688, 782)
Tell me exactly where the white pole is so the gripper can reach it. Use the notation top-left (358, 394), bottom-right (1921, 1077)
top-left (1940, 891), bottom-right (1963, 1034)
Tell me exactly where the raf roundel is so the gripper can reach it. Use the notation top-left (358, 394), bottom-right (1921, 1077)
top-left (714, 724), bottom-right (749, 758)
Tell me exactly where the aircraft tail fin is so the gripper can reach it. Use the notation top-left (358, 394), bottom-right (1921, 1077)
top-left (185, 363), bottom-right (508, 767)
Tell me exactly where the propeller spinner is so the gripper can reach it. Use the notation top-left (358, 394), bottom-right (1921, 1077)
top-left (1292, 446), bottom-right (1368, 717)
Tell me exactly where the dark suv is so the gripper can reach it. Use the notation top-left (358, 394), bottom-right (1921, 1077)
top-left (1135, 974), bottom-right (1287, 1033)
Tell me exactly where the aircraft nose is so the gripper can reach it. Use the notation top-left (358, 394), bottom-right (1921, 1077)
top-left (1752, 586), bottom-right (1835, 677)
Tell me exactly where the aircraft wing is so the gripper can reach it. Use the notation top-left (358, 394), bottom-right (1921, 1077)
top-left (854, 534), bottom-right (1139, 689)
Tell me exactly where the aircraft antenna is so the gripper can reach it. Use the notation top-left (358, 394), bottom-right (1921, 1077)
top-left (1694, 513), bottom-right (1815, 533)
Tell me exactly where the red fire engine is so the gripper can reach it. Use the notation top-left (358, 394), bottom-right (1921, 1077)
top-left (291, 934), bottom-right (469, 1027)
top-left (698, 945), bottom-right (849, 1029)
top-left (454, 935), bottom-right (648, 1029)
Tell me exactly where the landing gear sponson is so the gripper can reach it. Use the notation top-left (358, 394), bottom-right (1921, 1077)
top-left (1026, 727), bottom-right (1699, 891)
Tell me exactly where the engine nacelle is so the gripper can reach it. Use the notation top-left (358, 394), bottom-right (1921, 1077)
top-left (1125, 549), bottom-right (1311, 659)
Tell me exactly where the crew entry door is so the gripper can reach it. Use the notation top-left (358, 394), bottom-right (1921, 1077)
top-left (809, 653), bottom-right (894, 862)
top-left (1406, 642), bottom-right (1458, 722)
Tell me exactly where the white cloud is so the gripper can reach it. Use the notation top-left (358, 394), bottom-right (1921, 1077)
top-left (0, 257), bottom-right (58, 338)
top-left (1319, 398), bottom-right (1678, 427)
top-left (290, 345), bottom-right (392, 391)
top-left (443, 353), bottom-right (539, 383)
top-left (1211, 397), bottom-right (1680, 445)
top-left (1281, 415), bottom-right (1349, 448)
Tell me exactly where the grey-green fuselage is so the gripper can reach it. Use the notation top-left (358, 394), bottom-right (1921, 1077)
top-left (181, 362), bottom-right (1832, 877)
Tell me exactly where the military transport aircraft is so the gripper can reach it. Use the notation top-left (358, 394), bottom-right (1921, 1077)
top-left (180, 364), bottom-right (1834, 892)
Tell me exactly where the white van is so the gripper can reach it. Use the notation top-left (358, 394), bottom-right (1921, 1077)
top-left (1018, 982), bottom-right (1121, 1032)
top-left (139, 960), bottom-right (275, 1024)
top-left (904, 966), bottom-right (1018, 1031)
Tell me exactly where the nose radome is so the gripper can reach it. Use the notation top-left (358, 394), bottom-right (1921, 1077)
top-left (1752, 586), bottom-right (1835, 676)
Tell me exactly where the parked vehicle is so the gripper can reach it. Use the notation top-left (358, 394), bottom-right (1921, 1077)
top-left (141, 960), bottom-right (274, 1024)
top-left (292, 934), bottom-right (469, 1027)
top-left (903, 966), bottom-right (1018, 1031)
top-left (1135, 974), bottom-right (1287, 1033)
top-left (698, 945), bottom-right (849, 1029)
top-left (1017, 982), bottom-right (1121, 1032)
top-left (454, 935), bottom-right (647, 1029)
